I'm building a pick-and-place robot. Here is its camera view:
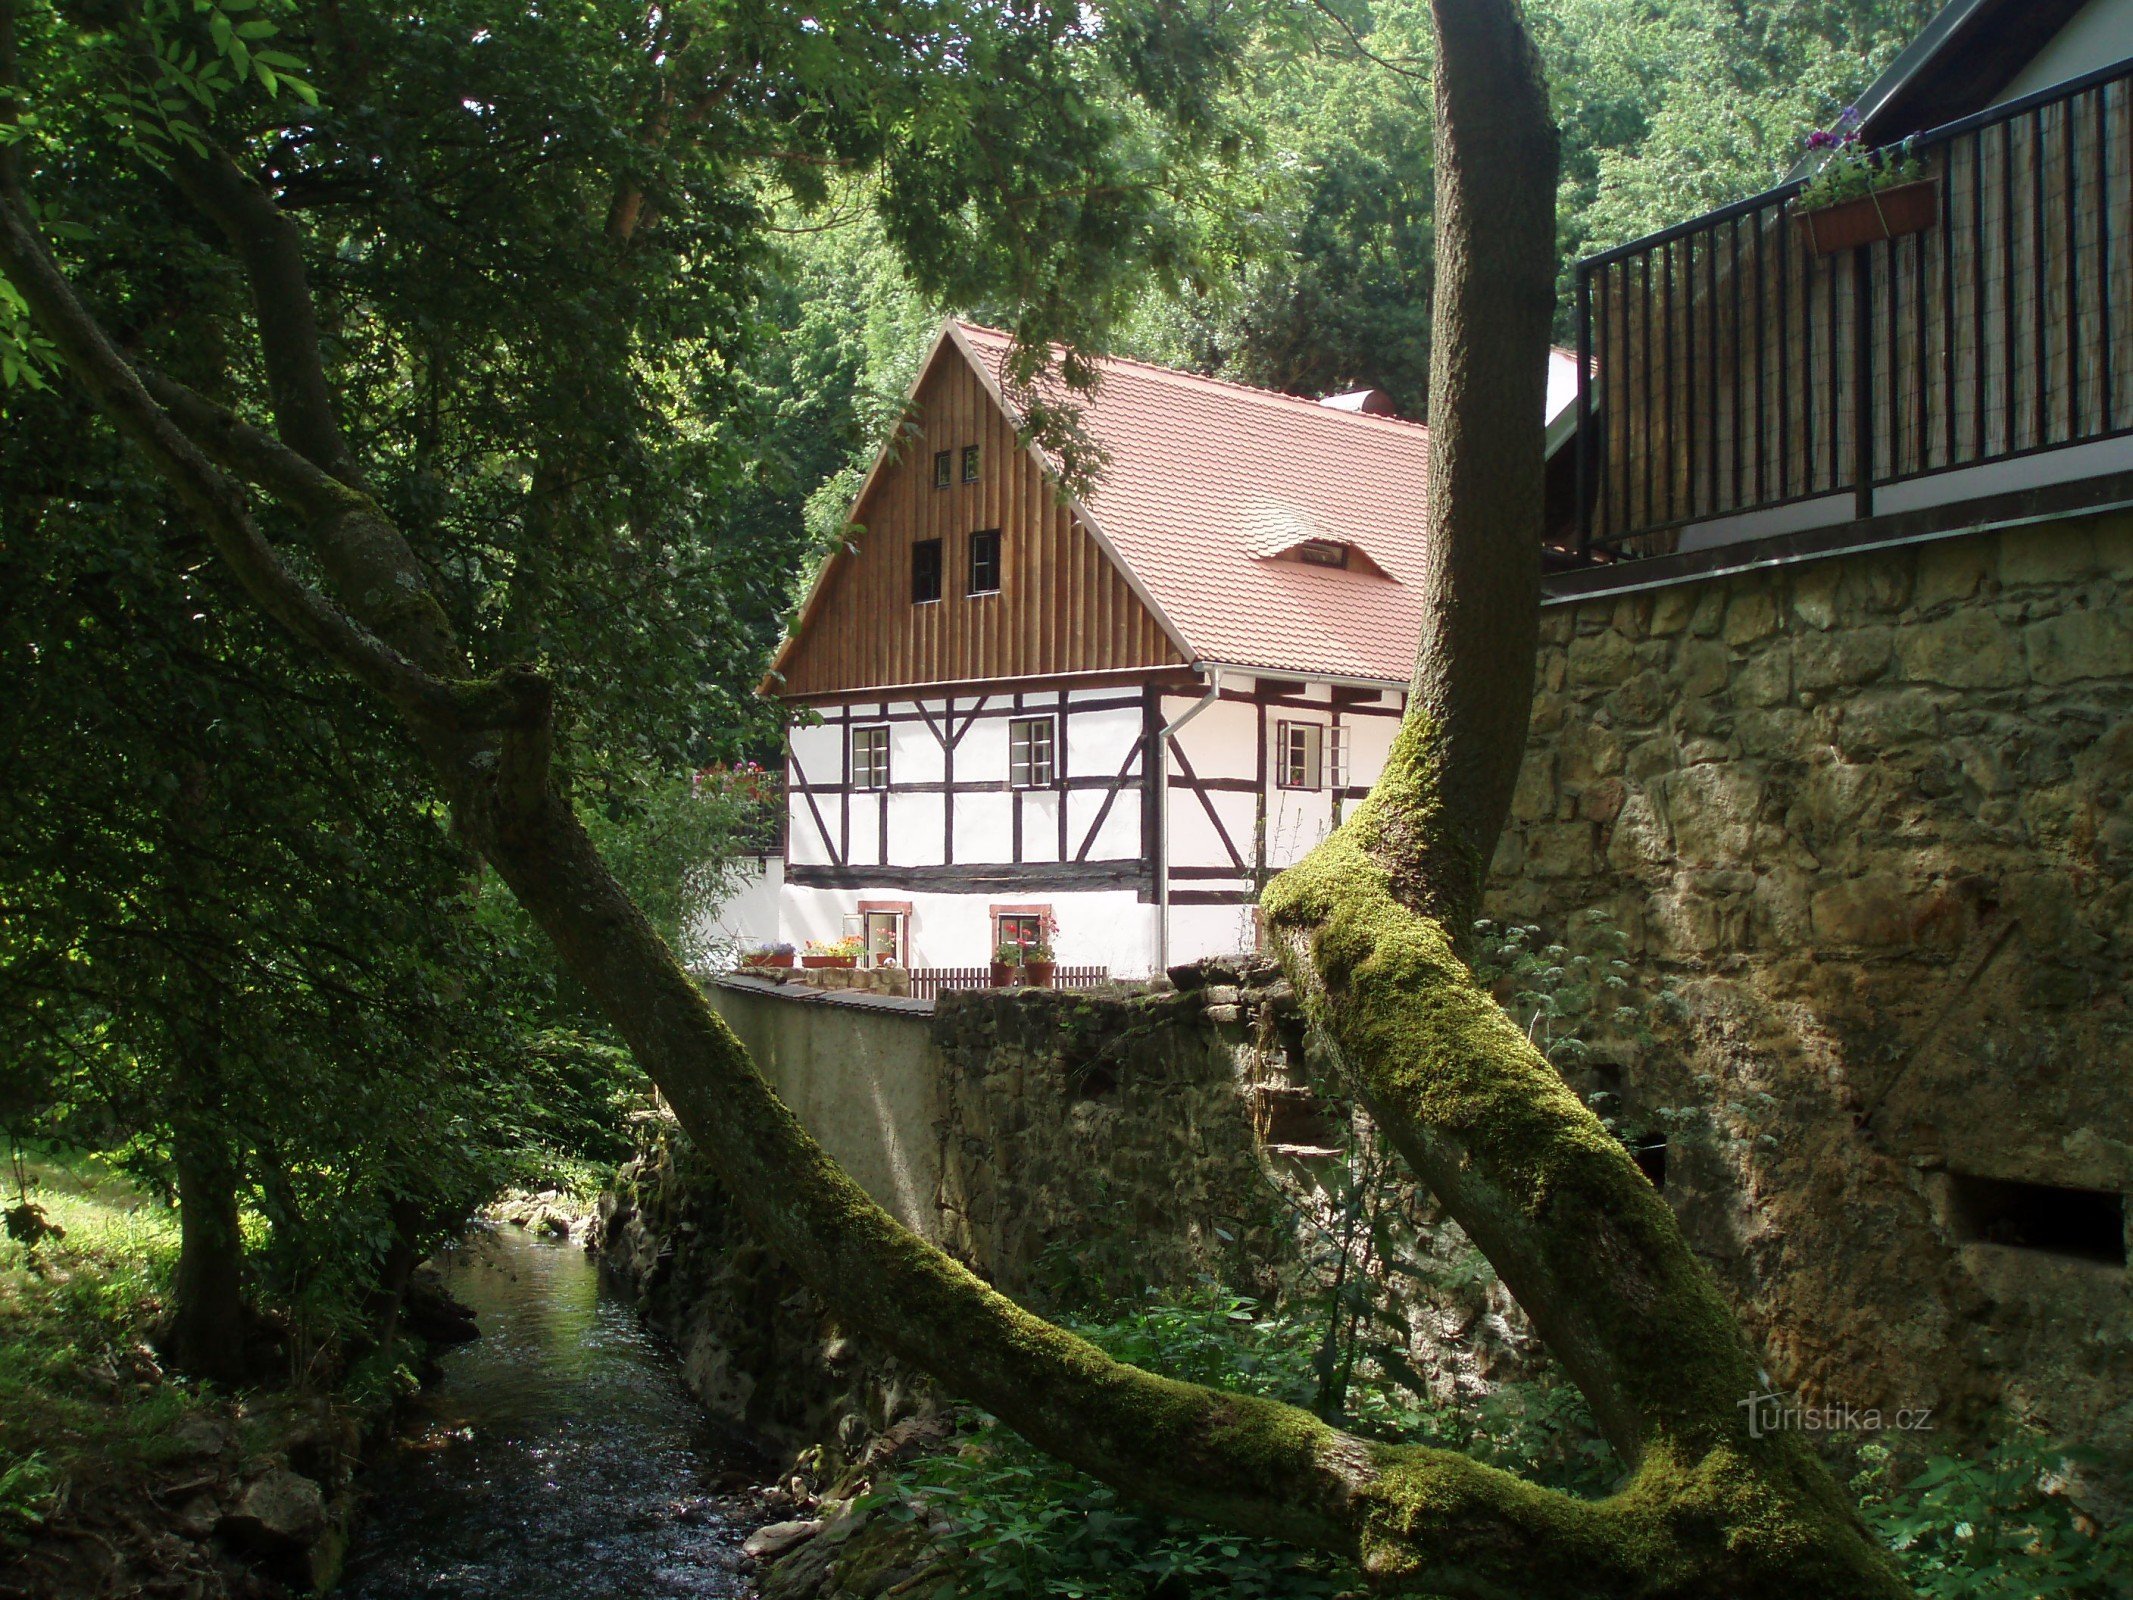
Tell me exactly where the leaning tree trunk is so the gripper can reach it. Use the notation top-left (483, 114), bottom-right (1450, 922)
top-left (0, 0), bottom-right (1909, 1587)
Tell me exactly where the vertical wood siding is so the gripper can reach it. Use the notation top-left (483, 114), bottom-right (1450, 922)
top-left (773, 347), bottom-right (1183, 697)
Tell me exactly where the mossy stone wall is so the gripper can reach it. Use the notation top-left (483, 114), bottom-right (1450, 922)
top-left (1495, 514), bottom-right (2133, 1478)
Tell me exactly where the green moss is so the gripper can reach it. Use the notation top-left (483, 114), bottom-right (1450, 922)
top-left (1257, 714), bottom-right (1911, 1597)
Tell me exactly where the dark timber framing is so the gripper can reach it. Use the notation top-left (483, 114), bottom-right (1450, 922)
top-left (783, 674), bottom-right (1406, 925)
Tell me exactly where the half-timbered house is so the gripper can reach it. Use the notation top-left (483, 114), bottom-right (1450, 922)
top-left (759, 321), bottom-right (1446, 975)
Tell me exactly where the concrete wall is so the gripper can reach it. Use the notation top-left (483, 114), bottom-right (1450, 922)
top-left (708, 981), bottom-right (944, 1239)
top-left (1490, 511), bottom-right (2133, 1469)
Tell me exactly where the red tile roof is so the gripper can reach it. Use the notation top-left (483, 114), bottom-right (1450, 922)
top-left (955, 323), bottom-right (1431, 684)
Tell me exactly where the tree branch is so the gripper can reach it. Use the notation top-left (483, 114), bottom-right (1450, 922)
top-left (1260, 1), bottom-right (1909, 1592)
top-left (164, 142), bottom-right (366, 490)
top-left (0, 198), bottom-right (467, 734)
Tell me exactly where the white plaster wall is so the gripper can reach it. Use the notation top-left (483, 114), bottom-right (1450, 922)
top-left (776, 681), bottom-right (1404, 978)
top-left (1165, 902), bottom-right (1260, 967)
top-left (787, 720), bottom-right (844, 867)
top-left (783, 883), bottom-right (1157, 971)
top-left (953, 791), bottom-right (1015, 863)
top-left (956, 699), bottom-right (1013, 783)
top-left (1996, 0), bottom-right (2133, 103)
top-left (691, 851), bottom-right (785, 966)
top-left (1019, 790), bottom-right (1064, 863)
top-left (848, 790), bottom-right (883, 866)
top-left (887, 791), bottom-right (945, 866)
top-left (1062, 698), bottom-right (1143, 781)
top-left (1341, 702), bottom-right (1401, 824)
top-left (889, 715), bottom-right (945, 785)
top-left (1162, 695), bottom-right (1257, 879)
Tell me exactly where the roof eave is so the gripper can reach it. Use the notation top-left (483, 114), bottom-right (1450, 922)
top-left (1191, 659), bottom-right (1412, 693)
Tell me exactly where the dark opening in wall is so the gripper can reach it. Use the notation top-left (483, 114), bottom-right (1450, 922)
top-left (1948, 1173), bottom-right (2127, 1266)
top-left (1632, 1137), bottom-right (1668, 1191)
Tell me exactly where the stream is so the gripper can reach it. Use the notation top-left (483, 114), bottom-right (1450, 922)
top-left (341, 1225), bottom-right (758, 1600)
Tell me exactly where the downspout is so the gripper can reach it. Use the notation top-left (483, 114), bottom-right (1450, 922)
top-left (1155, 667), bottom-right (1223, 975)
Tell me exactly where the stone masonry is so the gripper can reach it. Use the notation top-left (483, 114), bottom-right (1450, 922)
top-left (1492, 512), bottom-right (2133, 1476)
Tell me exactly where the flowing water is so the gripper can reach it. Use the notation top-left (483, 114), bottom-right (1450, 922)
top-left (341, 1226), bottom-right (756, 1600)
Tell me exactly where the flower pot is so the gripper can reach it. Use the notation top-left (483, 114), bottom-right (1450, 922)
top-left (1796, 178), bottom-right (1938, 257)
top-left (1022, 961), bottom-right (1056, 989)
top-left (743, 952), bottom-right (794, 970)
top-left (801, 955), bottom-right (856, 970)
top-left (990, 961), bottom-right (1017, 988)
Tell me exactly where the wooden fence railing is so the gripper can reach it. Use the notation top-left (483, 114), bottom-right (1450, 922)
top-left (1578, 55), bottom-right (2133, 554)
top-left (908, 965), bottom-right (1113, 1000)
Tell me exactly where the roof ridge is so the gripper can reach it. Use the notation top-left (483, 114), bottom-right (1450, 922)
top-left (954, 321), bottom-right (1430, 435)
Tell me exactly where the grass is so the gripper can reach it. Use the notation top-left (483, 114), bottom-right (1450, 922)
top-left (0, 1151), bottom-right (204, 1546)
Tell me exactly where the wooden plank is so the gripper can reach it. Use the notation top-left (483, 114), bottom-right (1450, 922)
top-left (777, 334), bottom-right (1184, 699)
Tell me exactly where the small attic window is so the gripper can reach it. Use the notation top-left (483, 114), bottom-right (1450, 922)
top-left (933, 450), bottom-right (952, 489)
top-left (1263, 537), bottom-right (1393, 579)
top-left (962, 444), bottom-right (981, 483)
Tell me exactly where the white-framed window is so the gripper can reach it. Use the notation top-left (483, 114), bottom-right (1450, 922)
top-left (1276, 720), bottom-right (1323, 791)
top-left (1328, 726), bottom-right (1351, 792)
top-left (851, 724), bottom-right (890, 789)
top-left (968, 529), bottom-right (1002, 595)
top-left (1008, 715), bottom-right (1056, 788)
top-left (993, 906), bottom-right (1050, 949)
top-left (851, 903), bottom-right (910, 968)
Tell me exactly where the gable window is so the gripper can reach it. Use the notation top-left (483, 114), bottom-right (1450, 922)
top-left (933, 450), bottom-right (953, 489)
top-left (851, 725), bottom-right (890, 790)
top-left (912, 538), bottom-right (943, 603)
top-left (968, 528), bottom-right (1002, 595)
top-left (961, 444), bottom-right (981, 483)
top-left (1277, 721), bottom-right (1323, 791)
top-left (1328, 726), bottom-right (1351, 791)
top-left (1008, 716), bottom-right (1056, 788)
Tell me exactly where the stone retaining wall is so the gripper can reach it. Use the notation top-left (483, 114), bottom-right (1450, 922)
top-left (598, 977), bottom-right (1305, 1467)
top-left (1491, 513), bottom-right (2133, 1472)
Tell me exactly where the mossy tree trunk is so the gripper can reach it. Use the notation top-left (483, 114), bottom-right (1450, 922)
top-left (0, 0), bottom-right (1908, 1587)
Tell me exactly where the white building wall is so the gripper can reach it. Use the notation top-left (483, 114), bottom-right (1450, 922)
top-left (691, 851), bottom-right (785, 966)
top-left (1996, 0), bottom-right (2133, 104)
top-left (783, 884), bottom-right (1157, 975)
top-left (776, 675), bottom-right (1405, 977)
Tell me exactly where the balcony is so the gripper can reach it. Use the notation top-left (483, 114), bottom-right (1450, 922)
top-left (1573, 56), bottom-right (2133, 562)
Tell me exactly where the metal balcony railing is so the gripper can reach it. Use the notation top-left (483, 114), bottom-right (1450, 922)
top-left (1576, 56), bottom-right (2133, 554)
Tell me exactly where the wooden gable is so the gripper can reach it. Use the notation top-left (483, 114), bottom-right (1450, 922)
top-left (766, 330), bottom-right (1185, 700)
